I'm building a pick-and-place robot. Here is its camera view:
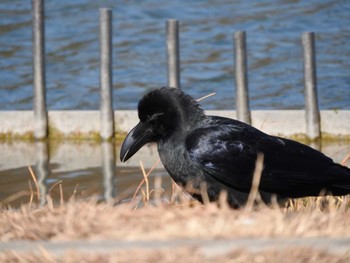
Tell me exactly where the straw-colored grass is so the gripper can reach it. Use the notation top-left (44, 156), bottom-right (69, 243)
top-left (1, 196), bottom-right (350, 262)
top-left (2, 195), bottom-right (350, 242)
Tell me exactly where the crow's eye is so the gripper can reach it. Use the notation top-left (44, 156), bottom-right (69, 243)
top-left (149, 118), bottom-right (157, 126)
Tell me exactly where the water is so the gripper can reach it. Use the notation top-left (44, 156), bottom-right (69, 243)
top-left (0, 140), bottom-right (173, 207)
top-left (0, 140), bottom-right (349, 208)
top-left (0, 0), bottom-right (349, 110)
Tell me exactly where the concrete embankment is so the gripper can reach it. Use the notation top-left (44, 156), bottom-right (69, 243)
top-left (0, 110), bottom-right (349, 139)
top-left (1, 238), bottom-right (350, 257)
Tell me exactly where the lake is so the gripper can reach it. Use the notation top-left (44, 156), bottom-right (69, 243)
top-left (0, 0), bottom-right (349, 110)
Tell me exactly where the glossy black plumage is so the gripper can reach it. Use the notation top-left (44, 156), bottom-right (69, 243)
top-left (120, 87), bottom-right (350, 207)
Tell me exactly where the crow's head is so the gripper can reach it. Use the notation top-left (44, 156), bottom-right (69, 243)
top-left (120, 87), bottom-right (204, 162)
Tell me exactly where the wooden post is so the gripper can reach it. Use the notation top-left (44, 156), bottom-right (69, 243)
top-left (302, 32), bottom-right (320, 140)
top-left (166, 19), bottom-right (180, 89)
top-left (32, 0), bottom-right (48, 139)
top-left (234, 31), bottom-right (251, 124)
top-left (99, 8), bottom-right (114, 140)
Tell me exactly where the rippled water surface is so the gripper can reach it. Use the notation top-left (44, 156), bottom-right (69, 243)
top-left (0, 0), bottom-right (349, 110)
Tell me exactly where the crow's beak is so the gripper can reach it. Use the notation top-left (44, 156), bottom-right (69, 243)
top-left (120, 122), bottom-right (152, 162)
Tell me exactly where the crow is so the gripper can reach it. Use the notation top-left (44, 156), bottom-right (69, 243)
top-left (120, 87), bottom-right (350, 207)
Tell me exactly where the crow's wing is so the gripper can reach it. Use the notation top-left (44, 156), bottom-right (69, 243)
top-left (185, 116), bottom-right (340, 197)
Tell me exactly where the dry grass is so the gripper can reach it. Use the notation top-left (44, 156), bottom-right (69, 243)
top-left (1, 196), bottom-right (350, 262)
top-left (2, 196), bottom-right (350, 242)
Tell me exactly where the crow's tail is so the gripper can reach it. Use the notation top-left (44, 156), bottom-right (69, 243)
top-left (329, 163), bottom-right (350, 196)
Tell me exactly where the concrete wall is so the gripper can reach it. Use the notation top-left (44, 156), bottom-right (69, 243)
top-left (0, 110), bottom-right (349, 139)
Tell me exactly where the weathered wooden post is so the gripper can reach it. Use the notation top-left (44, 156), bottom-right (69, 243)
top-left (302, 32), bottom-right (320, 140)
top-left (32, 0), bottom-right (48, 139)
top-left (234, 31), bottom-right (251, 124)
top-left (99, 8), bottom-right (114, 140)
top-left (166, 19), bottom-right (180, 89)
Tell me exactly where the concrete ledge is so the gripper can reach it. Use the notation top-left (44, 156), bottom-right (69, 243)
top-left (1, 238), bottom-right (350, 256)
top-left (0, 110), bottom-right (349, 139)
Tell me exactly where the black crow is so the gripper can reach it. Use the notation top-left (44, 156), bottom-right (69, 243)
top-left (120, 87), bottom-right (350, 207)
